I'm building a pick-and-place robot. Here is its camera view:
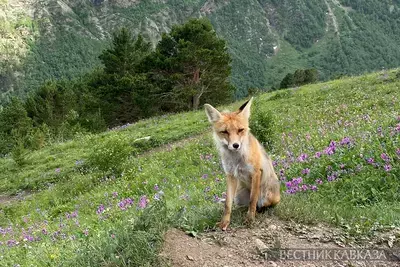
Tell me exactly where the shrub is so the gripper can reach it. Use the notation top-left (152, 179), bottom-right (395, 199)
top-left (250, 102), bottom-right (276, 151)
top-left (11, 139), bottom-right (27, 166)
top-left (86, 135), bottom-right (132, 174)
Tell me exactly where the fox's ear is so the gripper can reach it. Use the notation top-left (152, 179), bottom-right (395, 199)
top-left (204, 104), bottom-right (221, 123)
top-left (238, 97), bottom-right (253, 119)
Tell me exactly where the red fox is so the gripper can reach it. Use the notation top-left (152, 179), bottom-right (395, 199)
top-left (204, 98), bottom-right (280, 230)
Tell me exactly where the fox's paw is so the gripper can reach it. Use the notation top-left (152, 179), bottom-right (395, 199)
top-left (245, 212), bottom-right (255, 226)
top-left (216, 220), bottom-right (230, 231)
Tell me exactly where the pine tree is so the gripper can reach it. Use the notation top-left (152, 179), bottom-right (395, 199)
top-left (153, 18), bottom-right (233, 110)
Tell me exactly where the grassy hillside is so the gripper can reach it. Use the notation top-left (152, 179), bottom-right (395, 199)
top-left (2, 0), bottom-right (400, 101)
top-left (0, 70), bottom-right (399, 265)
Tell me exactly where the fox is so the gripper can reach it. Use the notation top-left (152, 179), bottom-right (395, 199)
top-left (204, 97), bottom-right (280, 231)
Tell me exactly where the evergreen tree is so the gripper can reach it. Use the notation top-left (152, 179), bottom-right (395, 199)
top-left (280, 73), bottom-right (294, 89)
top-left (0, 97), bottom-right (32, 154)
top-left (152, 18), bottom-right (233, 110)
top-left (304, 68), bottom-right (318, 84)
top-left (293, 69), bottom-right (306, 86)
top-left (95, 29), bottom-right (153, 126)
top-left (99, 29), bottom-right (150, 77)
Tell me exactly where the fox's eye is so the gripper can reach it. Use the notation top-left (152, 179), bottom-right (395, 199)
top-left (238, 128), bottom-right (245, 133)
top-left (220, 130), bottom-right (228, 134)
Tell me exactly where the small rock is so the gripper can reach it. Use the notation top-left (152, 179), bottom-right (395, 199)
top-left (268, 225), bottom-right (277, 231)
top-left (309, 234), bottom-right (321, 239)
top-left (254, 238), bottom-right (268, 254)
top-left (186, 255), bottom-right (194, 261)
top-left (388, 235), bottom-right (395, 248)
top-left (268, 261), bottom-right (278, 267)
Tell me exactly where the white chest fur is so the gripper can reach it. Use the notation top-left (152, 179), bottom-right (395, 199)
top-left (220, 149), bottom-right (254, 185)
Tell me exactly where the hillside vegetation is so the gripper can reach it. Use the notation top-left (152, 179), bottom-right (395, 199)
top-left (1, 0), bottom-right (400, 101)
top-left (0, 70), bottom-right (399, 266)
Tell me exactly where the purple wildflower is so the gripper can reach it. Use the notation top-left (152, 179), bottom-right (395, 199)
top-left (23, 234), bottom-right (35, 242)
top-left (324, 141), bottom-right (336, 155)
top-left (112, 191), bottom-right (118, 198)
top-left (340, 137), bottom-right (351, 146)
top-left (381, 153), bottom-right (390, 162)
top-left (154, 184), bottom-right (159, 191)
top-left (118, 198), bottom-right (134, 210)
top-left (314, 152), bottom-right (322, 158)
top-left (297, 153), bottom-right (308, 162)
top-left (204, 186), bottom-right (211, 193)
top-left (301, 184), bottom-right (309, 191)
top-left (396, 123), bottom-right (400, 133)
top-left (7, 239), bottom-right (17, 247)
top-left (316, 179), bottom-right (323, 184)
top-left (0, 227), bottom-right (6, 236)
top-left (96, 204), bottom-right (105, 215)
top-left (367, 158), bottom-right (375, 164)
top-left (327, 175), bottom-right (334, 182)
top-left (138, 195), bottom-right (149, 209)
top-left (302, 168), bottom-right (310, 175)
top-left (202, 174), bottom-right (208, 179)
top-left (384, 164), bottom-right (392, 172)
top-left (311, 185), bottom-right (318, 191)
top-left (83, 229), bottom-right (89, 236)
top-left (286, 186), bottom-right (299, 195)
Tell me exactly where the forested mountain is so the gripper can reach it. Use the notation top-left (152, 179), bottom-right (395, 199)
top-left (1, 0), bottom-right (400, 101)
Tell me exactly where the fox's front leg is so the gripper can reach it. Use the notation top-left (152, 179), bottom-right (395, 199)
top-left (246, 169), bottom-right (261, 224)
top-left (217, 174), bottom-right (237, 231)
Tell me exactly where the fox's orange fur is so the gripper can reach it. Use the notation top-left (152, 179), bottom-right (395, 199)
top-left (204, 98), bottom-right (280, 230)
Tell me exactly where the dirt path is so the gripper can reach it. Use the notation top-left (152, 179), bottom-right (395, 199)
top-left (160, 216), bottom-right (399, 267)
top-left (138, 132), bottom-right (208, 157)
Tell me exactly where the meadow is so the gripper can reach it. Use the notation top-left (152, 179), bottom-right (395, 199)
top-left (0, 70), bottom-right (399, 266)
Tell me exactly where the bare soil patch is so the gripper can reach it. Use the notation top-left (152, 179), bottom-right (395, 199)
top-left (160, 216), bottom-right (399, 267)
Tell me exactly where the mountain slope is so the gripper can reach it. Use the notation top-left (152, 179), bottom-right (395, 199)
top-left (1, 0), bottom-right (400, 101)
top-left (0, 69), bottom-right (399, 265)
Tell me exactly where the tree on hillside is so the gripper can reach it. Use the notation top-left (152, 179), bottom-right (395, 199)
top-left (0, 97), bottom-right (32, 154)
top-left (280, 68), bottom-right (319, 89)
top-left (25, 81), bottom-right (77, 128)
top-left (149, 18), bottom-right (233, 110)
top-left (94, 29), bottom-right (154, 126)
top-left (99, 28), bottom-right (151, 77)
top-left (304, 68), bottom-right (318, 84)
top-left (293, 69), bottom-right (306, 86)
top-left (280, 72), bottom-right (294, 89)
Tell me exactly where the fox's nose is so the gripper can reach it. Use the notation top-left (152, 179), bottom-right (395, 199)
top-left (233, 143), bottom-right (240, 149)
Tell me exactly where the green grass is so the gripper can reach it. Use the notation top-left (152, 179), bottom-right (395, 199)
top-left (0, 69), bottom-right (399, 266)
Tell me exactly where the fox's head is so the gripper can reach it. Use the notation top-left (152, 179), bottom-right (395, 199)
top-left (204, 98), bottom-right (253, 151)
